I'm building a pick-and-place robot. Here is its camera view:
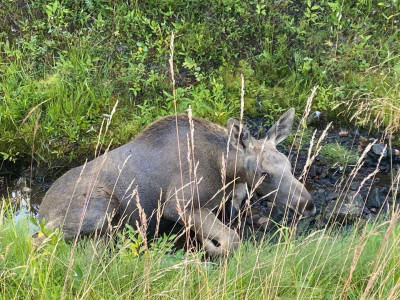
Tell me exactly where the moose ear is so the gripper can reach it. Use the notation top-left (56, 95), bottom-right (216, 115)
top-left (227, 118), bottom-right (253, 151)
top-left (265, 108), bottom-right (295, 145)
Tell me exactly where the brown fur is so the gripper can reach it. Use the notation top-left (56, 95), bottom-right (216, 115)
top-left (36, 110), bottom-right (315, 256)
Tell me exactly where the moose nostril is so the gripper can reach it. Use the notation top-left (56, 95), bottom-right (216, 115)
top-left (303, 201), bottom-right (316, 217)
top-left (305, 201), bottom-right (314, 211)
top-left (211, 239), bottom-right (221, 248)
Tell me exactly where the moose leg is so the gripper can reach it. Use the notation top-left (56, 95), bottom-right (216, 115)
top-left (163, 201), bottom-right (240, 256)
top-left (229, 183), bottom-right (248, 222)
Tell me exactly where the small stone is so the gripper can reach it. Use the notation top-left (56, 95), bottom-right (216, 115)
top-left (350, 184), bottom-right (358, 191)
top-left (358, 145), bottom-right (364, 152)
top-left (326, 192), bottom-right (338, 201)
top-left (339, 129), bottom-right (349, 137)
top-left (22, 186), bottom-right (31, 193)
top-left (372, 144), bottom-right (387, 157)
top-left (394, 149), bottom-right (400, 156)
top-left (320, 167), bottom-right (329, 179)
top-left (322, 191), bottom-right (364, 224)
top-left (359, 136), bottom-right (369, 147)
top-left (363, 206), bottom-right (371, 214)
top-left (370, 207), bottom-right (376, 213)
top-left (270, 206), bottom-right (283, 222)
top-left (366, 187), bottom-right (384, 208)
top-left (386, 134), bottom-right (395, 141)
top-left (16, 177), bottom-right (27, 187)
top-left (256, 217), bottom-right (270, 226)
top-left (246, 207), bottom-right (263, 218)
top-left (307, 111), bottom-right (321, 125)
top-left (116, 44), bottom-right (127, 53)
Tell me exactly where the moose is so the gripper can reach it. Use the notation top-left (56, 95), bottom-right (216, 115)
top-left (35, 108), bottom-right (315, 256)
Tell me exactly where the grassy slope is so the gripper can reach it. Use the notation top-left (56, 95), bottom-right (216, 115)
top-left (1, 203), bottom-right (399, 299)
top-left (1, 0), bottom-right (400, 171)
top-left (1, 2), bottom-right (400, 298)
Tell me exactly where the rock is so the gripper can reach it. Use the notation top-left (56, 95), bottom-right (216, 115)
top-left (366, 187), bottom-right (384, 208)
top-left (16, 177), bottom-right (28, 187)
top-left (256, 217), bottom-right (269, 225)
top-left (270, 205), bottom-right (283, 222)
top-left (256, 217), bottom-right (272, 230)
top-left (319, 167), bottom-right (329, 179)
top-left (323, 191), bottom-right (364, 224)
top-left (359, 136), bottom-right (369, 147)
top-left (372, 144), bottom-right (387, 157)
top-left (326, 192), bottom-right (338, 201)
top-left (266, 202), bottom-right (273, 209)
top-left (116, 44), bottom-right (127, 53)
top-left (394, 149), bottom-right (400, 156)
top-left (363, 206), bottom-right (371, 215)
top-left (307, 111), bottom-right (322, 125)
top-left (350, 184), bottom-right (358, 191)
top-left (339, 129), bottom-right (349, 137)
top-left (386, 134), bottom-right (395, 141)
top-left (246, 207), bottom-right (262, 218)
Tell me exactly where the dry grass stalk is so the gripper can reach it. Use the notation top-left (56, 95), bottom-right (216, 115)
top-left (305, 145), bottom-right (387, 298)
top-left (339, 225), bottom-right (369, 299)
top-left (21, 98), bottom-right (50, 125)
top-left (299, 123), bottom-right (331, 181)
top-left (360, 212), bottom-right (399, 300)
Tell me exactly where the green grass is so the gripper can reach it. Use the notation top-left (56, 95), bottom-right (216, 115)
top-left (1, 201), bottom-right (399, 299)
top-left (320, 143), bottom-right (359, 167)
top-left (1, 0), bottom-right (400, 171)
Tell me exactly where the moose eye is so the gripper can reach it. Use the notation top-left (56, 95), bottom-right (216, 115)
top-left (261, 172), bottom-right (271, 179)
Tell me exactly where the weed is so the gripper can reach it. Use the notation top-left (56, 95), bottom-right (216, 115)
top-left (320, 142), bottom-right (359, 166)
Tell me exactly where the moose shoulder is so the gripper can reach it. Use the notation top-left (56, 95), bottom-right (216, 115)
top-left (36, 109), bottom-right (315, 256)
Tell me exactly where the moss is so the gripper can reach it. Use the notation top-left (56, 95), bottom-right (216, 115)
top-left (320, 143), bottom-right (359, 166)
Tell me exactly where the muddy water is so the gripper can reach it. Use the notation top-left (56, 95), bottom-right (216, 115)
top-left (0, 177), bottom-right (47, 213)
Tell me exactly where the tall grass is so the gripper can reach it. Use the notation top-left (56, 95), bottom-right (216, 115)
top-left (1, 200), bottom-right (399, 299)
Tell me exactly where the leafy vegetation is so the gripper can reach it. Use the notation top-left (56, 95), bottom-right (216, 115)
top-left (1, 0), bottom-right (400, 171)
top-left (320, 142), bottom-right (359, 166)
